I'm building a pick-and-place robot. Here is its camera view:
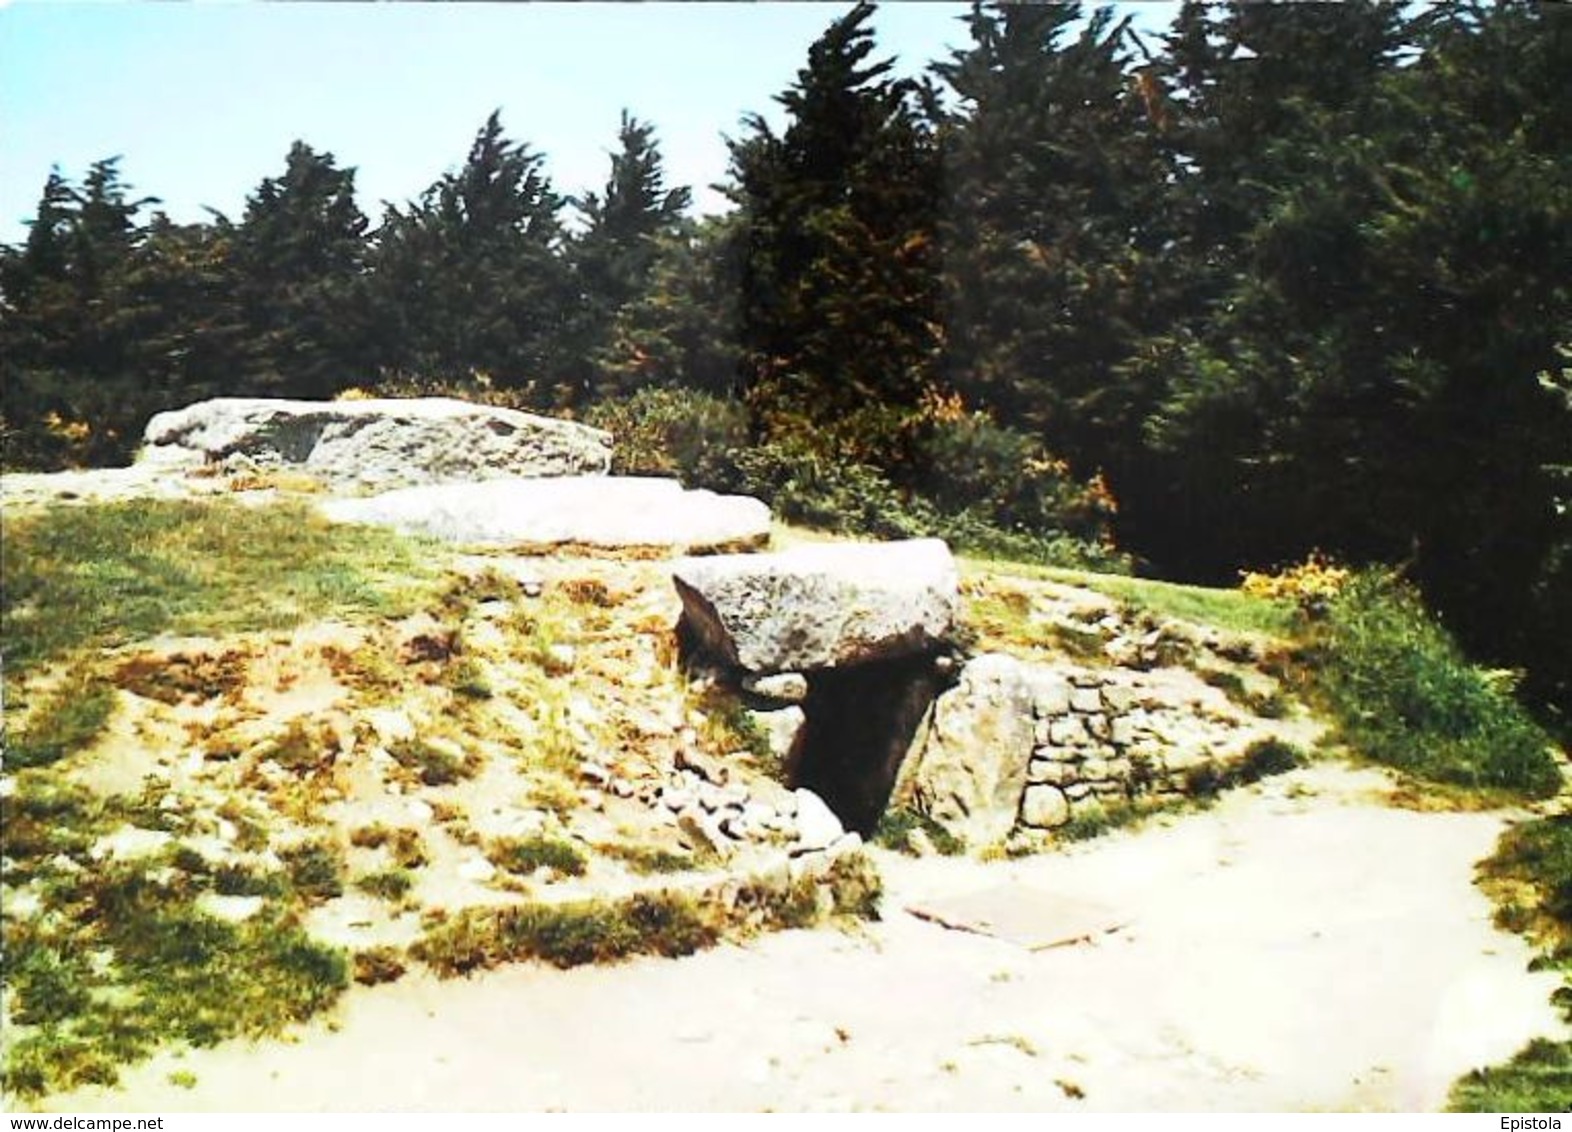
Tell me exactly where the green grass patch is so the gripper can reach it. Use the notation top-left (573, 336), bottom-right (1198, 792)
top-left (1450, 815), bottom-right (1572, 1111)
top-left (487, 835), bottom-right (589, 878)
top-left (1054, 799), bottom-right (1155, 842)
top-left (413, 891), bottom-right (718, 974)
top-left (278, 840), bottom-right (345, 903)
top-left (349, 823), bottom-right (428, 869)
top-left (414, 853), bottom-right (883, 977)
top-left (595, 842), bottom-right (694, 875)
top-left (4, 664), bottom-right (116, 768)
top-left (1304, 572), bottom-right (1562, 799)
top-left (1182, 739), bottom-right (1306, 801)
top-left (1450, 1039), bottom-right (1572, 1113)
top-left (693, 684), bottom-right (780, 775)
top-left (2, 773), bottom-right (350, 1098)
top-left (1, 497), bottom-right (445, 679)
top-left (1, 852), bottom-right (346, 1099)
top-left (352, 946), bottom-right (408, 987)
top-left (874, 807), bottom-right (966, 856)
top-left (355, 868), bottom-right (415, 902)
top-left (1039, 567), bottom-right (1295, 638)
top-left (386, 737), bottom-right (480, 787)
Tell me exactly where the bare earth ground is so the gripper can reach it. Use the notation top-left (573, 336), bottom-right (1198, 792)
top-left (34, 761), bottom-right (1568, 1113)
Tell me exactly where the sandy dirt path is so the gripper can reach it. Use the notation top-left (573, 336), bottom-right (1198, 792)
top-left (38, 763), bottom-right (1568, 1113)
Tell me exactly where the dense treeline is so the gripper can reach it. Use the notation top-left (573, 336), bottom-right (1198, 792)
top-left (2, 1), bottom-right (1567, 717)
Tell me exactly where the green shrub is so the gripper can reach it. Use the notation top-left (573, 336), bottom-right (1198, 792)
top-left (584, 386), bottom-right (748, 482)
top-left (726, 435), bottom-right (935, 540)
top-left (1304, 571), bottom-right (1561, 798)
top-left (914, 411), bottom-right (1117, 549)
top-left (580, 389), bottom-right (1126, 570)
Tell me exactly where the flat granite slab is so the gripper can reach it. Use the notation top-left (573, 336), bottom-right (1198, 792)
top-left (672, 538), bottom-right (959, 673)
top-left (320, 475), bottom-right (772, 556)
top-left (907, 884), bottom-right (1127, 950)
top-left (140, 396), bottom-right (613, 492)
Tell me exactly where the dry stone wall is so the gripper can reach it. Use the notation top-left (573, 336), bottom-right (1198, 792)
top-left (897, 653), bottom-right (1309, 843)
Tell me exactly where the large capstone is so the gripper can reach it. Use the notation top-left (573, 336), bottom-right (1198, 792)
top-left (671, 538), bottom-right (959, 675)
top-left (321, 476), bottom-right (771, 554)
top-left (140, 397), bottom-right (612, 491)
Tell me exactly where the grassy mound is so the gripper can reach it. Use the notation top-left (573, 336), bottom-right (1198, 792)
top-left (1301, 572), bottom-right (1561, 799)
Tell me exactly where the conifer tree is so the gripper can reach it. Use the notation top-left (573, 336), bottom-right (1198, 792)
top-left (726, 1), bottom-right (943, 470)
top-left (224, 141), bottom-right (372, 399)
top-left (934, 1), bottom-right (1175, 478)
top-left (568, 112), bottom-right (693, 405)
top-left (370, 112), bottom-right (572, 400)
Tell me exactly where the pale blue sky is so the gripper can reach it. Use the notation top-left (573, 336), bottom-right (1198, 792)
top-left (0, 2), bottom-right (1176, 245)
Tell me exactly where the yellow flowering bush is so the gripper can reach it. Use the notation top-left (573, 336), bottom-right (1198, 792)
top-left (1240, 554), bottom-right (1351, 611)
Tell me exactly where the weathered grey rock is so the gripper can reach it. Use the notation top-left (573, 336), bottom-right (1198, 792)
top-left (1049, 716), bottom-right (1089, 746)
top-left (742, 672), bottom-right (809, 704)
top-left (891, 653), bottom-right (1036, 847)
top-left (792, 788), bottom-right (845, 853)
top-left (746, 706), bottom-right (806, 766)
top-left (141, 397), bottom-right (612, 491)
top-left (457, 857), bottom-right (496, 883)
top-left (1020, 785), bottom-right (1071, 829)
top-left (1033, 679), bottom-right (1073, 717)
top-left (675, 748), bottom-right (730, 786)
top-left (90, 827), bottom-right (173, 863)
top-left (197, 893), bottom-right (265, 923)
top-left (1070, 687), bottom-right (1103, 713)
top-left (673, 539), bottom-right (959, 674)
top-left (678, 811), bottom-right (730, 857)
top-left (1103, 684), bottom-right (1137, 713)
top-left (1027, 757), bottom-right (1073, 787)
top-left (322, 476), bottom-right (771, 554)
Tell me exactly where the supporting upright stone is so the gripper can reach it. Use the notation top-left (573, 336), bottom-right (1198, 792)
top-left (891, 653), bottom-right (1037, 847)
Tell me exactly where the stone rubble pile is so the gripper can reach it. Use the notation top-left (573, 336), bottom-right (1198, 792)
top-left (577, 751), bottom-right (860, 867)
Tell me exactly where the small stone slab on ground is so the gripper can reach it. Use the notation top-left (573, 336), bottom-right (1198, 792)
top-left (906, 885), bottom-right (1127, 950)
top-left (672, 538), bottom-right (959, 674)
top-left (321, 476), bottom-right (771, 555)
top-left (141, 396), bottom-right (612, 491)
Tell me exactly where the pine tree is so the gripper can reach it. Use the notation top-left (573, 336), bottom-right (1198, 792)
top-left (567, 111), bottom-right (692, 405)
top-left (594, 214), bottom-right (745, 400)
top-left (223, 141), bottom-right (372, 399)
top-left (370, 111), bottom-right (573, 401)
top-left (726, 1), bottom-right (943, 470)
top-left (0, 159), bottom-right (163, 467)
top-left (934, 1), bottom-right (1176, 478)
